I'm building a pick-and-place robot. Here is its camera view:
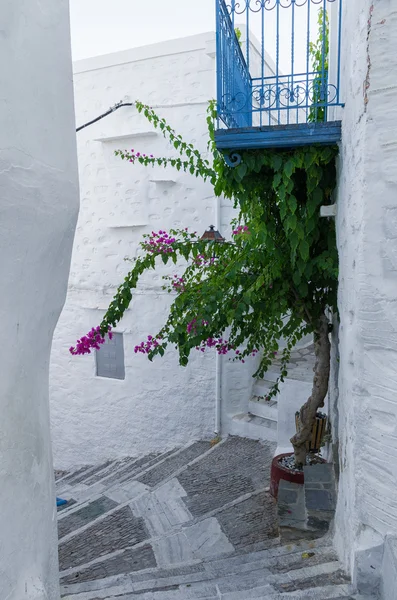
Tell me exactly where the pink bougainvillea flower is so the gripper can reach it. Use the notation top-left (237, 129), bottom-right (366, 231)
top-left (232, 225), bottom-right (251, 236)
top-left (142, 230), bottom-right (177, 255)
top-left (70, 326), bottom-right (112, 356)
top-left (134, 334), bottom-right (161, 355)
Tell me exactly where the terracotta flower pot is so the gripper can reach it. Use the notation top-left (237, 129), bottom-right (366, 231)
top-left (270, 452), bottom-right (304, 499)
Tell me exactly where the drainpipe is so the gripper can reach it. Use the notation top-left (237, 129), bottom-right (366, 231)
top-left (215, 353), bottom-right (222, 434)
top-left (215, 195), bottom-right (222, 434)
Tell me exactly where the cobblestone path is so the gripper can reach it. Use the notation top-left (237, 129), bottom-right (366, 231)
top-left (56, 437), bottom-right (369, 599)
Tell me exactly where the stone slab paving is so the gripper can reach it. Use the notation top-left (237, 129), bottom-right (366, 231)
top-left (60, 465), bottom-right (94, 486)
top-left (58, 497), bottom-right (119, 539)
top-left (100, 454), bottom-right (162, 488)
top-left (178, 437), bottom-right (273, 516)
top-left (69, 462), bottom-right (115, 486)
top-left (58, 499), bottom-right (77, 512)
top-left (216, 490), bottom-right (278, 549)
top-left (57, 437), bottom-right (377, 600)
top-left (59, 506), bottom-right (150, 570)
top-left (132, 478), bottom-right (192, 538)
top-left (61, 545), bottom-right (157, 585)
top-left (83, 458), bottom-right (136, 487)
top-left (137, 442), bottom-right (211, 488)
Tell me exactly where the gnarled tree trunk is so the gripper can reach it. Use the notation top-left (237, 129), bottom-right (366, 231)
top-left (290, 314), bottom-right (331, 467)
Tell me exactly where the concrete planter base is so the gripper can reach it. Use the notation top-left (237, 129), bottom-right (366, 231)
top-left (270, 452), bottom-right (327, 499)
top-left (270, 453), bottom-right (304, 499)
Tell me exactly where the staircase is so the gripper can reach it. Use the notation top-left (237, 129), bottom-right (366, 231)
top-left (56, 436), bottom-right (371, 600)
top-left (230, 344), bottom-right (316, 445)
top-left (230, 373), bottom-right (279, 442)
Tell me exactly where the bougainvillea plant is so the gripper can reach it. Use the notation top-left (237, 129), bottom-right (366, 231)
top-left (71, 100), bottom-right (338, 467)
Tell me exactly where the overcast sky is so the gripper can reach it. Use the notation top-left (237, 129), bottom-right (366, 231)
top-left (70, 0), bottom-right (215, 61)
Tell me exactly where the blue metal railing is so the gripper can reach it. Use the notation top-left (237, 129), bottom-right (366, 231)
top-left (217, 0), bottom-right (252, 128)
top-left (216, 0), bottom-right (343, 131)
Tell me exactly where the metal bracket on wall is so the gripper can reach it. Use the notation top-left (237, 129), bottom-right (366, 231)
top-left (320, 204), bottom-right (337, 218)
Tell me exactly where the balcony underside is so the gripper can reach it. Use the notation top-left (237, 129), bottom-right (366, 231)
top-left (214, 121), bottom-right (342, 151)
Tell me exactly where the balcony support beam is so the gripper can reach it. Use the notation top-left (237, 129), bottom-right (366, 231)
top-left (215, 121), bottom-right (342, 152)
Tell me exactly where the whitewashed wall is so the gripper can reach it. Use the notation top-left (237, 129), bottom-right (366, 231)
top-left (50, 33), bottom-right (255, 469)
top-left (334, 0), bottom-right (397, 588)
top-left (0, 1), bottom-right (79, 598)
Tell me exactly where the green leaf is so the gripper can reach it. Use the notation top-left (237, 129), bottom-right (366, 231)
top-left (295, 222), bottom-right (305, 240)
top-left (292, 270), bottom-right (301, 286)
top-left (272, 172), bottom-right (282, 190)
top-left (284, 160), bottom-right (294, 178)
top-left (290, 231), bottom-right (299, 254)
top-left (288, 195), bottom-right (297, 214)
top-left (255, 274), bottom-right (265, 290)
top-left (299, 240), bottom-right (310, 261)
top-left (279, 202), bottom-right (287, 221)
top-left (237, 162), bottom-right (248, 181)
top-left (286, 214), bottom-right (297, 231)
top-left (236, 302), bottom-right (245, 317)
top-left (244, 155), bottom-right (255, 170)
top-left (161, 254), bottom-right (170, 264)
top-left (312, 186), bottom-right (323, 206)
top-left (304, 152), bottom-right (315, 169)
top-left (298, 280), bottom-right (308, 297)
top-left (272, 155), bottom-right (283, 171)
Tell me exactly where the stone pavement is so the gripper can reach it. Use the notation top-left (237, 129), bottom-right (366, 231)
top-left (56, 437), bottom-right (372, 599)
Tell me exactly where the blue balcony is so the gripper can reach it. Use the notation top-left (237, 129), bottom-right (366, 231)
top-left (215, 0), bottom-right (343, 151)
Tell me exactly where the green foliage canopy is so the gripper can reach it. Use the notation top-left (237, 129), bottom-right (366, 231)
top-left (89, 101), bottom-right (338, 398)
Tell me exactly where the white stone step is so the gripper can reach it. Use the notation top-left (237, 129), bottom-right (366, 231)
top-left (61, 541), bottom-right (337, 598)
top-left (61, 541), bottom-right (338, 597)
top-left (63, 592), bottom-right (368, 600)
top-left (253, 373), bottom-right (280, 397)
top-left (63, 579), bottom-right (353, 600)
top-left (222, 584), bottom-right (354, 600)
top-left (249, 398), bottom-right (278, 420)
top-left (229, 413), bottom-right (278, 442)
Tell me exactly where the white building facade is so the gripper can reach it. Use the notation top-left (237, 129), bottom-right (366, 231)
top-left (333, 0), bottom-right (397, 594)
top-left (50, 33), bottom-right (269, 470)
top-left (0, 1), bottom-right (79, 598)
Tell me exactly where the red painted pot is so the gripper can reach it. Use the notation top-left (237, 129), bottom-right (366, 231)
top-left (270, 452), bottom-right (304, 499)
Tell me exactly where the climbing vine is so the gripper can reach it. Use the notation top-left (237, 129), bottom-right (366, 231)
top-left (71, 100), bottom-right (338, 465)
top-left (308, 7), bottom-right (329, 123)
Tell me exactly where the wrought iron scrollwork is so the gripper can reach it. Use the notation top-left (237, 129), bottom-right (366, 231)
top-left (216, 0), bottom-right (343, 131)
top-left (223, 78), bottom-right (338, 125)
top-left (223, 152), bottom-right (243, 167)
top-left (252, 84), bottom-right (278, 110)
top-left (226, 0), bottom-right (337, 14)
top-left (278, 84), bottom-right (307, 107)
top-left (308, 81), bottom-right (337, 105)
top-left (222, 92), bottom-right (249, 113)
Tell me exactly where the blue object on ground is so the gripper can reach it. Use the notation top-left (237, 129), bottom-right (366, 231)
top-left (56, 497), bottom-right (68, 507)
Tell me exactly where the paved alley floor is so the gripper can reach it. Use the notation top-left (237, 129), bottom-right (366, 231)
top-left (56, 437), bottom-right (369, 599)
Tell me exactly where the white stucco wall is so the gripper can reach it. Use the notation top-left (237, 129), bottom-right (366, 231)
top-left (50, 33), bottom-right (252, 470)
top-left (334, 0), bottom-right (397, 585)
top-left (0, 1), bottom-right (79, 598)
